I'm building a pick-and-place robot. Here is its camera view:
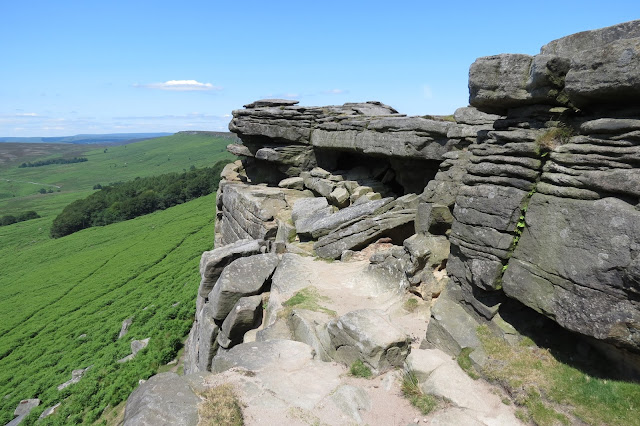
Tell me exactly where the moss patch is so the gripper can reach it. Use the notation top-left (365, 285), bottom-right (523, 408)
top-left (536, 125), bottom-right (573, 151)
top-left (457, 347), bottom-right (480, 380)
top-left (403, 298), bottom-right (419, 313)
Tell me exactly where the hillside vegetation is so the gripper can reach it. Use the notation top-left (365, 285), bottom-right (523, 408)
top-left (51, 162), bottom-right (227, 238)
top-left (0, 133), bottom-right (236, 423)
top-left (0, 194), bottom-right (216, 425)
top-left (0, 132), bottom-right (235, 212)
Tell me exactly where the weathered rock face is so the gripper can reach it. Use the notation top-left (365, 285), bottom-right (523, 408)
top-left (123, 373), bottom-right (200, 426)
top-left (227, 99), bottom-right (477, 196)
top-left (440, 19), bottom-right (640, 367)
top-left (327, 309), bottom-right (410, 374)
top-left (470, 19), bottom-right (640, 113)
top-left (183, 23), bottom-right (640, 424)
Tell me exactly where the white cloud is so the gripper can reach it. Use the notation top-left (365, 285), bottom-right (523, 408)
top-left (323, 89), bottom-right (347, 95)
top-left (15, 112), bottom-right (39, 117)
top-left (135, 80), bottom-right (222, 91)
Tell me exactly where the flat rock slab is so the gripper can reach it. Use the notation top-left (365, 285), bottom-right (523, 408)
top-left (327, 309), bottom-right (410, 374)
top-left (263, 253), bottom-right (407, 330)
top-left (314, 209), bottom-right (416, 259)
top-left (422, 363), bottom-right (522, 425)
top-left (211, 339), bottom-right (316, 373)
top-left (123, 372), bottom-right (200, 426)
top-left (404, 348), bottom-right (451, 383)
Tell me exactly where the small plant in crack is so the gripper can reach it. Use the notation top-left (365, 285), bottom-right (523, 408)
top-left (536, 124), bottom-right (573, 152)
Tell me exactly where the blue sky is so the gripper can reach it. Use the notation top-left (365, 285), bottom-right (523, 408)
top-left (1, 0), bottom-right (638, 137)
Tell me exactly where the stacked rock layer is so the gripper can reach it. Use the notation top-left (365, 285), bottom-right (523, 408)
top-left (186, 19), bottom-right (640, 380)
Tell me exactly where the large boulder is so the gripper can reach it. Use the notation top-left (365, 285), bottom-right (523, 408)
top-left (198, 238), bottom-right (267, 300)
top-left (503, 194), bottom-right (640, 352)
top-left (469, 54), bottom-right (541, 113)
top-left (564, 37), bottom-right (640, 108)
top-left (470, 20), bottom-right (640, 113)
top-left (217, 295), bottom-right (263, 349)
top-left (314, 208), bottom-right (416, 259)
top-left (327, 309), bottom-right (410, 374)
top-left (208, 253), bottom-right (278, 320)
top-left (123, 373), bottom-right (200, 426)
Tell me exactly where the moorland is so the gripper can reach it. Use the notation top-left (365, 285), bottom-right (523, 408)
top-left (0, 132), bottom-right (235, 424)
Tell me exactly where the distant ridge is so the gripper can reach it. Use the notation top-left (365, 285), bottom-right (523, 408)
top-left (0, 133), bottom-right (173, 145)
top-left (175, 130), bottom-right (239, 141)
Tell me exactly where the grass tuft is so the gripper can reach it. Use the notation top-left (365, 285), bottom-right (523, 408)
top-left (401, 370), bottom-right (438, 415)
top-left (536, 124), bottom-right (573, 151)
top-left (456, 347), bottom-right (480, 380)
top-left (403, 298), bottom-right (419, 313)
top-left (349, 360), bottom-right (372, 379)
top-left (281, 287), bottom-right (336, 317)
top-left (198, 384), bottom-right (244, 426)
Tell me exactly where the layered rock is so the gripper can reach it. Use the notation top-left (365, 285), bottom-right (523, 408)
top-left (434, 19), bottom-right (640, 372)
top-left (469, 19), bottom-right (640, 113)
top-left (162, 19), bottom-right (640, 426)
top-left (227, 99), bottom-right (480, 195)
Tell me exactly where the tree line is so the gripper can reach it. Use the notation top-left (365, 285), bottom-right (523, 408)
top-left (19, 157), bottom-right (88, 168)
top-left (50, 161), bottom-right (229, 238)
top-left (0, 211), bottom-right (40, 227)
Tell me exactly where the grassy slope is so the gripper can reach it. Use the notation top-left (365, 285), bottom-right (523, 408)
top-left (0, 194), bottom-right (217, 424)
top-left (0, 134), bottom-right (235, 423)
top-left (0, 133), bottom-right (234, 214)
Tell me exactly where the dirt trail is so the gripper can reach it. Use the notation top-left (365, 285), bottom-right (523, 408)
top-left (206, 252), bottom-right (523, 425)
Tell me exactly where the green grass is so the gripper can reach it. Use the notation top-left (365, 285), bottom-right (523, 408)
top-left (0, 194), bottom-right (218, 425)
top-left (403, 298), bottom-right (419, 313)
top-left (349, 360), bottom-right (372, 378)
top-left (281, 286), bottom-right (337, 317)
top-left (477, 325), bottom-right (640, 426)
top-left (535, 124), bottom-right (573, 152)
top-left (401, 370), bottom-right (438, 415)
top-left (0, 133), bottom-right (235, 217)
top-left (198, 384), bottom-right (244, 426)
top-left (456, 347), bottom-right (480, 380)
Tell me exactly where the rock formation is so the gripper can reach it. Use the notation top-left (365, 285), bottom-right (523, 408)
top-left (124, 19), bottom-right (640, 425)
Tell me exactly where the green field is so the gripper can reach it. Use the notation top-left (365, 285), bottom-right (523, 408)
top-left (0, 132), bottom-right (234, 216)
top-left (0, 195), bottom-right (217, 424)
top-left (0, 134), bottom-right (236, 424)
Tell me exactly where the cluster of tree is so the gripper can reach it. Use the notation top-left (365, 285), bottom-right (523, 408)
top-left (19, 157), bottom-right (88, 168)
top-left (39, 187), bottom-right (58, 194)
top-left (0, 211), bottom-right (40, 227)
top-left (50, 161), bottom-right (229, 238)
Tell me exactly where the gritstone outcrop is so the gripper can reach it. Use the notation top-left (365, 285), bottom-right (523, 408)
top-left (123, 20), bottom-right (640, 425)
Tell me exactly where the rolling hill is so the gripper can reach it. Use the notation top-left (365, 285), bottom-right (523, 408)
top-left (0, 132), bottom-right (236, 217)
top-left (0, 132), bottom-right (237, 424)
